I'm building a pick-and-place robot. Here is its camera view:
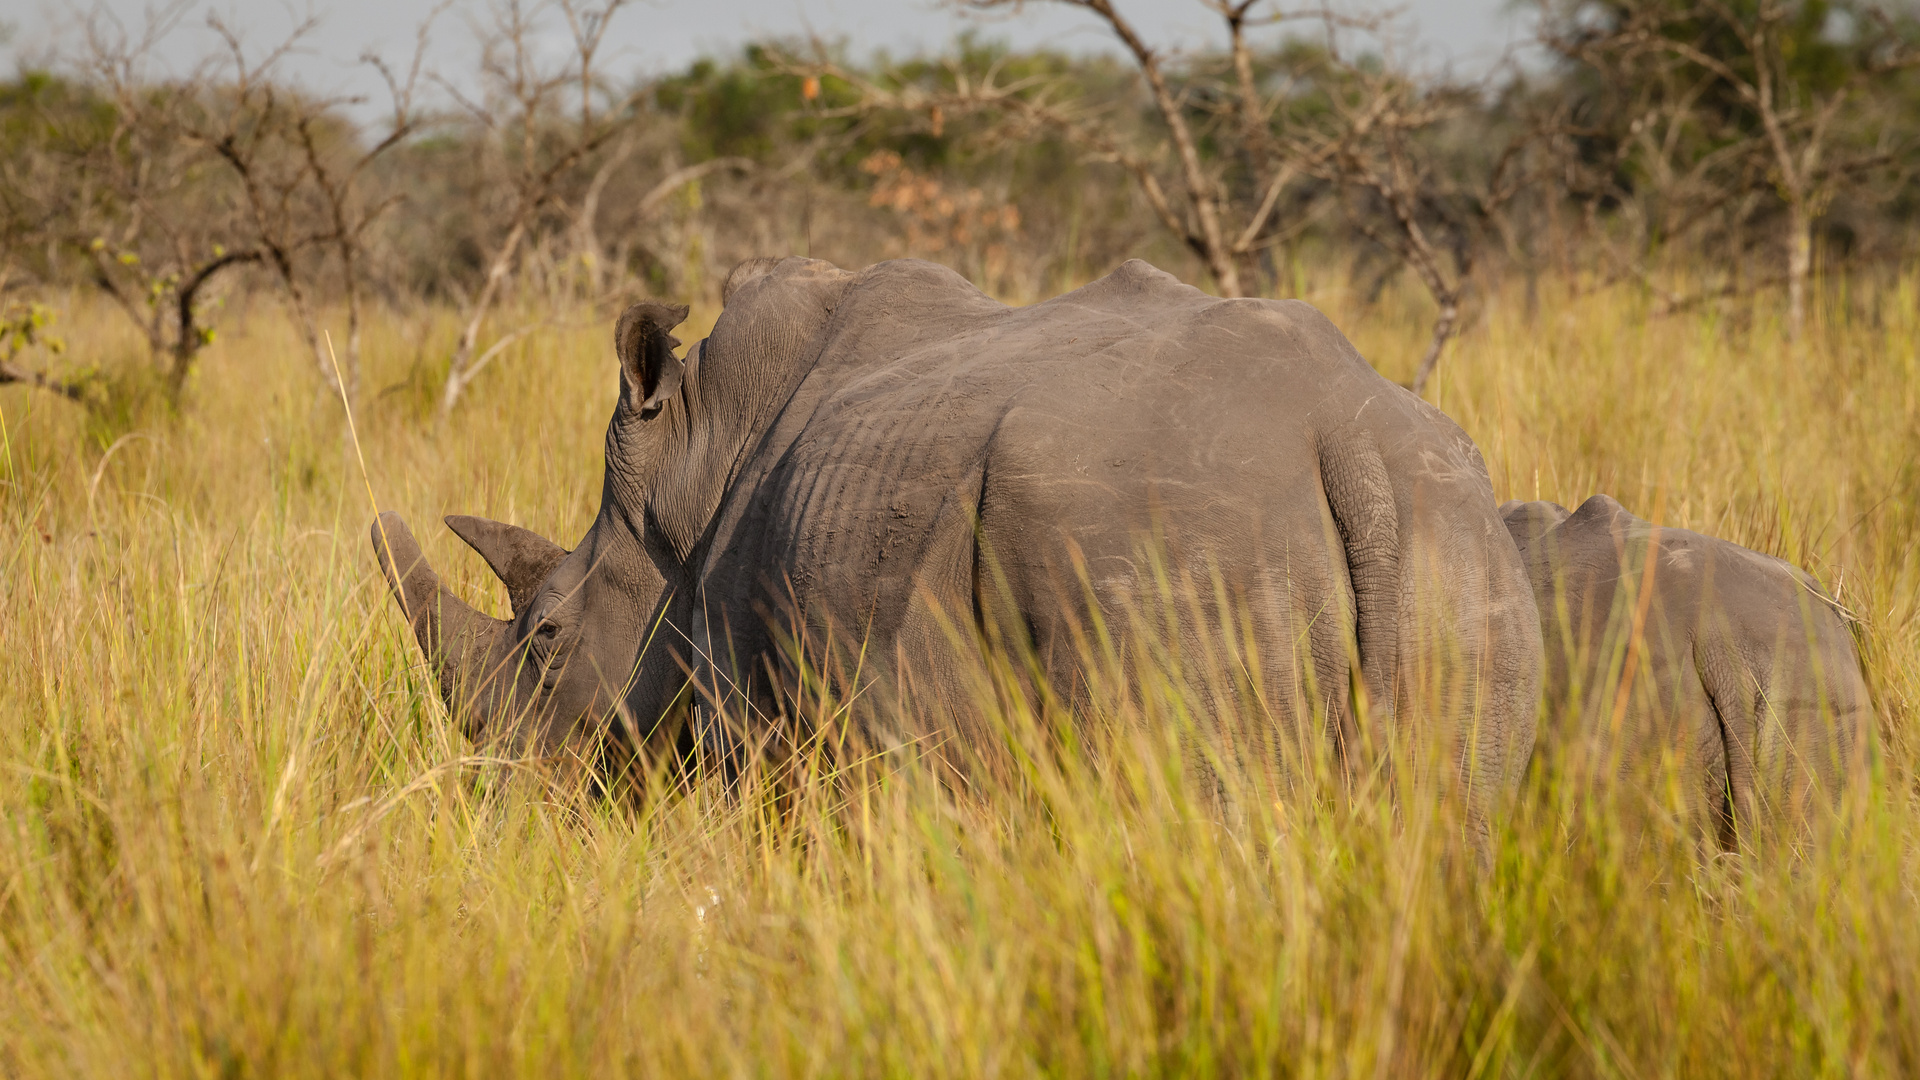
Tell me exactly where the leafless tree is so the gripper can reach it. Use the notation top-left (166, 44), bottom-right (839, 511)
top-left (26, 4), bottom-right (268, 401)
top-left (1297, 62), bottom-right (1542, 394)
top-left (1534, 26), bottom-right (1769, 314)
top-left (434, 0), bottom-right (631, 416)
top-left (1540, 0), bottom-right (1919, 340)
top-left (186, 10), bottom-right (439, 396)
top-left (181, 14), bottom-right (343, 394)
top-left (34, 4), bottom-right (433, 400)
top-left (801, 1), bottom-right (1379, 297)
top-left (805, 1), bottom-right (1535, 392)
top-left (292, 12), bottom-right (443, 394)
top-left (432, 0), bottom-right (758, 416)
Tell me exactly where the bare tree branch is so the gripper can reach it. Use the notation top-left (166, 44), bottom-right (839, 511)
top-left (438, 0), bottom-right (643, 417)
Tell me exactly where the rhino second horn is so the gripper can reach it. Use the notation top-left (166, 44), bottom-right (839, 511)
top-left (444, 514), bottom-right (569, 616)
top-left (371, 511), bottom-right (504, 705)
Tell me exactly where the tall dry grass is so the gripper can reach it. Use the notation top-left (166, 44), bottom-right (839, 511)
top-left (1, 268), bottom-right (1916, 1076)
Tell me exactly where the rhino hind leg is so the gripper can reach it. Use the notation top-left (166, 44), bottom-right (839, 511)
top-left (1691, 662), bottom-right (1741, 851)
top-left (1316, 431), bottom-right (1402, 776)
top-left (1698, 641), bottom-right (1799, 851)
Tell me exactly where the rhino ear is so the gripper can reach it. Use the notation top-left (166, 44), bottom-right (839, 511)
top-left (1500, 500), bottom-right (1570, 554)
top-left (614, 301), bottom-right (690, 418)
top-left (444, 515), bottom-right (570, 616)
top-left (722, 257), bottom-right (781, 304)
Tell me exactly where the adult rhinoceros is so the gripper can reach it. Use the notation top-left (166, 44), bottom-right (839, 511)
top-left (1501, 495), bottom-right (1869, 847)
top-left (372, 256), bottom-right (1542, 837)
top-left (601, 256), bottom-right (1543, 838)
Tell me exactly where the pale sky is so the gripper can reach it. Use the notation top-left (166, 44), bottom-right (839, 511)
top-left (2, 0), bottom-right (1533, 125)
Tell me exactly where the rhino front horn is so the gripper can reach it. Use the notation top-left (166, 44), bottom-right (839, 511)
top-left (370, 511), bottom-right (504, 707)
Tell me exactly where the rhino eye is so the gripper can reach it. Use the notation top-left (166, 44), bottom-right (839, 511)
top-left (536, 621), bottom-right (559, 639)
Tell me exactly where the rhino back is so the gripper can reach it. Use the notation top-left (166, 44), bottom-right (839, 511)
top-left (687, 259), bottom-right (1537, 812)
top-left (713, 261), bottom-right (1410, 643)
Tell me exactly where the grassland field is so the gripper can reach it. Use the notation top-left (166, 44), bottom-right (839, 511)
top-left (1, 267), bottom-right (1917, 1077)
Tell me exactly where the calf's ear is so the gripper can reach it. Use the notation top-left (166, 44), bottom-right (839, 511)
top-left (722, 257), bottom-right (781, 304)
top-left (1500, 500), bottom-right (1571, 553)
top-left (445, 515), bottom-right (570, 616)
top-left (615, 301), bottom-right (691, 417)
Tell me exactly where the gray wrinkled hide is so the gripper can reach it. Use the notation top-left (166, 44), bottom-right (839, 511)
top-left (1501, 495), bottom-right (1870, 847)
top-left (622, 257), bottom-right (1542, 840)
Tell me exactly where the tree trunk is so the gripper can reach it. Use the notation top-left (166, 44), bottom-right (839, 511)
top-left (342, 269), bottom-right (363, 400)
top-left (574, 136), bottom-right (637, 298)
top-left (1786, 200), bottom-right (1812, 345)
top-left (1081, 0), bottom-right (1241, 296)
top-left (164, 249), bottom-right (261, 401)
top-left (1410, 296), bottom-right (1460, 398)
top-left (441, 216), bottom-right (532, 418)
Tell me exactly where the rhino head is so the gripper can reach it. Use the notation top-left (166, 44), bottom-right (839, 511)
top-left (370, 504), bottom-right (671, 760)
top-left (370, 267), bottom-right (854, 762)
top-left (369, 306), bottom-right (697, 759)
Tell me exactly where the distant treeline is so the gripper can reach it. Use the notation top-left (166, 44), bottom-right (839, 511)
top-left (1, 0), bottom-right (1916, 410)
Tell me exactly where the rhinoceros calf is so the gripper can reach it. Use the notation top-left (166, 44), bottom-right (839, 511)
top-left (603, 256), bottom-right (1542, 841)
top-left (1501, 495), bottom-right (1869, 847)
